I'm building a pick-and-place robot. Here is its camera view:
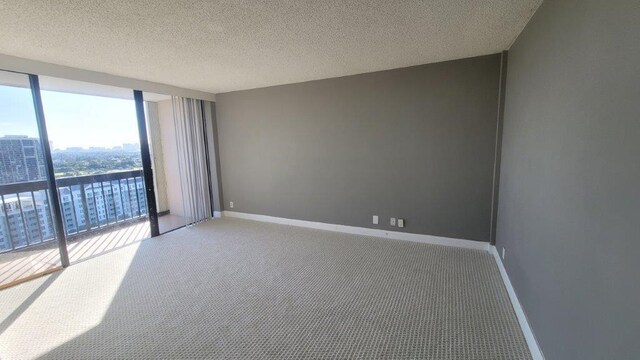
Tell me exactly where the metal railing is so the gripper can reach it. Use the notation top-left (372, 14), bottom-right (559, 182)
top-left (0, 170), bottom-right (147, 253)
top-left (0, 181), bottom-right (54, 252)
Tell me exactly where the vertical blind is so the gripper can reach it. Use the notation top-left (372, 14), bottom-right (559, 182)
top-left (172, 97), bottom-right (212, 226)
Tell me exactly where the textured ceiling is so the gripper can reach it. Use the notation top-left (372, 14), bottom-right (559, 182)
top-left (0, 0), bottom-right (541, 94)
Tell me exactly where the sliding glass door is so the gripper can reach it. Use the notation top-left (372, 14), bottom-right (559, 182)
top-left (141, 92), bottom-right (215, 234)
top-left (0, 70), bottom-right (63, 288)
top-left (0, 69), bottom-right (212, 288)
top-left (0, 72), bottom-right (160, 287)
top-left (142, 92), bottom-right (188, 234)
top-left (38, 77), bottom-right (152, 264)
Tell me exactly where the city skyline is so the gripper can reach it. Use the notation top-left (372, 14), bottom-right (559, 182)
top-left (1, 134), bottom-right (140, 152)
top-left (0, 134), bottom-right (147, 252)
top-left (0, 134), bottom-right (143, 183)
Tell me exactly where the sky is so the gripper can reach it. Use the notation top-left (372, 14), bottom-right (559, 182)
top-left (0, 85), bottom-right (140, 150)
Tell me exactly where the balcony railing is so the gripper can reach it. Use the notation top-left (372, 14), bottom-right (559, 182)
top-left (0, 181), bottom-right (55, 252)
top-left (0, 170), bottom-right (147, 253)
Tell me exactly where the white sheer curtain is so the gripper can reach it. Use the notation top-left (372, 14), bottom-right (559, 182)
top-left (172, 96), bottom-right (212, 226)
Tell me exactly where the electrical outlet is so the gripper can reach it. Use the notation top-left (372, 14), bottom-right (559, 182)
top-left (229, 201), bottom-right (234, 209)
top-left (372, 215), bottom-right (379, 225)
top-left (397, 218), bottom-right (405, 228)
top-left (390, 217), bottom-right (396, 226)
top-left (502, 248), bottom-right (506, 259)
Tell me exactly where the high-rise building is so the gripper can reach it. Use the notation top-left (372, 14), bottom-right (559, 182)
top-left (0, 193), bottom-right (54, 251)
top-left (56, 179), bottom-right (147, 235)
top-left (0, 135), bottom-right (51, 251)
top-left (0, 135), bottom-right (47, 185)
top-left (0, 134), bottom-right (147, 251)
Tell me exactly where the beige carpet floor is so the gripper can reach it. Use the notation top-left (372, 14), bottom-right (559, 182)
top-left (0, 217), bottom-right (531, 359)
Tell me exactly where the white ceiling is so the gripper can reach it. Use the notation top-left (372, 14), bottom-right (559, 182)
top-left (0, 0), bottom-right (541, 94)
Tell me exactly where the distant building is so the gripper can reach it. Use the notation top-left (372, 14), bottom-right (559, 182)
top-left (1, 178), bottom-right (147, 252)
top-left (0, 135), bottom-right (47, 185)
top-left (0, 135), bottom-right (147, 252)
top-left (0, 135), bottom-right (51, 251)
top-left (65, 147), bottom-right (84, 152)
top-left (57, 180), bottom-right (147, 234)
top-left (0, 193), bottom-right (54, 251)
top-left (122, 143), bottom-right (139, 152)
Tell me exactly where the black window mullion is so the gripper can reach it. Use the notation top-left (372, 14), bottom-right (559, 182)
top-left (29, 74), bottom-right (69, 267)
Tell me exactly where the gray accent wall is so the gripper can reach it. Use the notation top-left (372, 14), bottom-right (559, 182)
top-left (216, 54), bottom-right (501, 242)
top-left (496, 0), bottom-right (640, 359)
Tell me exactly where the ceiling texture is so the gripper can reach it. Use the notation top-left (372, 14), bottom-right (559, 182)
top-left (0, 0), bottom-right (541, 94)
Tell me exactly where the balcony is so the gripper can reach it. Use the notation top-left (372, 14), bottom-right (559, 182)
top-left (0, 170), bottom-right (156, 287)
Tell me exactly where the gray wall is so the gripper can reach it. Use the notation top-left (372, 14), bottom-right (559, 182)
top-left (496, 0), bottom-right (640, 359)
top-left (216, 54), bottom-right (501, 241)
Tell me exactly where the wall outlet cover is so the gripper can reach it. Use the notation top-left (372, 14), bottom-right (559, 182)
top-left (373, 215), bottom-right (379, 225)
top-left (229, 201), bottom-right (234, 209)
top-left (502, 248), bottom-right (506, 259)
top-left (398, 218), bottom-right (405, 228)
top-left (390, 217), bottom-right (396, 226)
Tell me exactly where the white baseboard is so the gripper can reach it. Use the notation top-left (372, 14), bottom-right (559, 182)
top-left (213, 211), bottom-right (223, 218)
top-left (222, 211), bottom-right (489, 251)
top-left (490, 245), bottom-right (544, 360)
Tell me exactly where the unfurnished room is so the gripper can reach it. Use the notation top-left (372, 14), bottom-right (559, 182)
top-left (0, 1), bottom-right (638, 359)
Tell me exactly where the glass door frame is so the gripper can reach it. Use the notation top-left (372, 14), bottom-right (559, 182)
top-left (29, 74), bottom-right (70, 267)
top-left (0, 70), bottom-right (69, 269)
top-left (133, 90), bottom-right (160, 237)
top-left (1, 72), bottom-right (163, 276)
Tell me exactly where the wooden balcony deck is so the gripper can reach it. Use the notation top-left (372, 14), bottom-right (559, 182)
top-left (0, 221), bottom-right (150, 289)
